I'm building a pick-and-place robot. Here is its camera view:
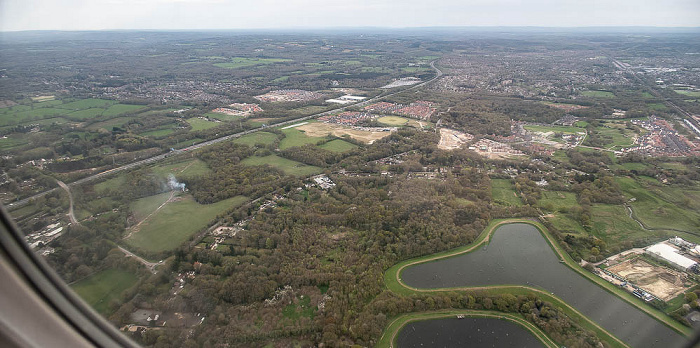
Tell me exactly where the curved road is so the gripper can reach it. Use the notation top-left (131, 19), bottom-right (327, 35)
top-left (56, 180), bottom-right (78, 225)
top-left (6, 61), bottom-right (443, 210)
top-left (117, 246), bottom-right (160, 274)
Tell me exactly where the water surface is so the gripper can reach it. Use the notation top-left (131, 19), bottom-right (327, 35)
top-left (397, 317), bottom-right (544, 348)
top-left (400, 223), bottom-right (685, 348)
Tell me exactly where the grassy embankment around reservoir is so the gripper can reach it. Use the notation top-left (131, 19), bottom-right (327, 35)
top-left (383, 218), bottom-right (693, 348)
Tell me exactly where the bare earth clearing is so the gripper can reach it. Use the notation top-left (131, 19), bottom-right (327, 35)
top-left (438, 128), bottom-right (474, 150)
top-left (607, 258), bottom-right (690, 301)
top-left (297, 122), bottom-right (392, 144)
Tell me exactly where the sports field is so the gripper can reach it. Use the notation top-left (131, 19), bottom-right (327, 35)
top-left (377, 116), bottom-right (409, 126)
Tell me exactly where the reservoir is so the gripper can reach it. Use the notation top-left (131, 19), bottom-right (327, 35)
top-left (400, 223), bottom-right (686, 348)
top-left (397, 317), bottom-right (545, 348)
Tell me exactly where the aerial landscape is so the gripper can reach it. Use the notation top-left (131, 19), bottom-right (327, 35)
top-left (1, 2), bottom-right (700, 347)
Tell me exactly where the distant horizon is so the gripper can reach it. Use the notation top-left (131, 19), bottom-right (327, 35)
top-left (2, 0), bottom-right (698, 32)
top-left (2, 25), bottom-right (700, 34)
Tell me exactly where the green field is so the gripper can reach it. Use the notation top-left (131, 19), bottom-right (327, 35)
top-left (282, 296), bottom-right (316, 321)
top-left (87, 116), bottom-right (136, 131)
top-left (588, 204), bottom-right (656, 244)
top-left (59, 98), bottom-right (116, 110)
top-left (617, 177), bottom-right (700, 236)
top-left (71, 269), bottom-right (138, 315)
top-left (547, 213), bottom-right (588, 235)
top-left (187, 117), bottom-right (220, 131)
top-left (241, 155), bottom-right (322, 176)
top-left (138, 122), bottom-right (179, 137)
top-left (319, 139), bottom-right (358, 153)
top-left (204, 111), bottom-right (245, 122)
top-left (377, 116), bottom-right (409, 126)
top-left (611, 162), bottom-right (649, 171)
top-left (0, 134), bottom-right (30, 150)
top-left (491, 179), bottom-right (522, 206)
top-left (102, 104), bottom-right (145, 116)
top-left (279, 127), bottom-right (324, 149)
top-left (130, 191), bottom-right (172, 221)
top-left (213, 57), bottom-right (292, 69)
top-left (658, 162), bottom-right (687, 171)
top-left (594, 123), bottom-right (635, 149)
top-left (582, 90), bottom-right (615, 98)
top-left (524, 124), bottom-right (583, 134)
top-left (538, 191), bottom-right (578, 212)
top-left (67, 108), bottom-right (105, 119)
top-left (234, 131), bottom-right (279, 147)
top-left (140, 128), bottom-right (176, 137)
top-left (13, 107), bottom-right (67, 119)
top-left (0, 107), bottom-right (67, 126)
top-left (0, 98), bottom-right (146, 127)
top-left (647, 103), bottom-right (668, 111)
top-left (674, 90), bottom-right (700, 97)
top-left (272, 76), bottom-right (290, 83)
top-left (94, 175), bottom-right (126, 193)
top-left (127, 194), bottom-right (247, 252)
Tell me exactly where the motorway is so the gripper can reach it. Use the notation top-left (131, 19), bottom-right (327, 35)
top-left (611, 58), bottom-right (700, 136)
top-left (6, 61), bottom-right (443, 210)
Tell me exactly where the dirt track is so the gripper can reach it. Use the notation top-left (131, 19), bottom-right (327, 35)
top-left (56, 180), bottom-right (78, 225)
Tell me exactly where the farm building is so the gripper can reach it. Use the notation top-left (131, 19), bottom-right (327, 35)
top-left (645, 243), bottom-right (698, 271)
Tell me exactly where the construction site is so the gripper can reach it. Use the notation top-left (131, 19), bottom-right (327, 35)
top-left (296, 122), bottom-right (394, 144)
top-left (437, 128), bottom-right (473, 150)
top-left (605, 257), bottom-right (692, 301)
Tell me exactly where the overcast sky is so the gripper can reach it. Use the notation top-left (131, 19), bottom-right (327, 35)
top-left (1, 0), bottom-right (699, 31)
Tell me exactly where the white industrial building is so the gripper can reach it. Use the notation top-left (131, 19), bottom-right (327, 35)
top-left (645, 243), bottom-right (698, 271)
top-left (325, 95), bottom-right (366, 104)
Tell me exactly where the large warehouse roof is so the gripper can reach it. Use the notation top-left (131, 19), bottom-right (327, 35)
top-left (646, 243), bottom-right (697, 270)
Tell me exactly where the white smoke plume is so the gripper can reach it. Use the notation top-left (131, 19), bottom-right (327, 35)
top-left (167, 174), bottom-right (186, 192)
